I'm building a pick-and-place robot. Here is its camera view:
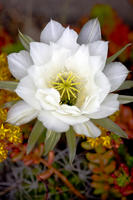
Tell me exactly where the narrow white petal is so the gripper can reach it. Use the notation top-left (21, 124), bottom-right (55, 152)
top-left (66, 45), bottom-right (90, 78)
top-left (73, 121), bottom-right (101, 137)
top-left (15, 76), bottom-right (41, 110)
top-left (35, 88), bottom-right (60, 110)
top-left (77, 18), bottom-right (101, 44)
top-left (30, 42), bottom-right (51, 65)
top-left (38, 110), bottom-right (69, 132)
top-left (7, 50), bottom-right (33, 80)
top-left (89, 56), bottom-right (103, 73)
top-left (7, 101), bottom-right (38, 125)
top-left (57, 27), bottom-right (78, 50)
top-left (89, 41), bottom-right (108, 70)
top-left (95, 71), bottom-right (111, 103)
top-left (89, 94), bottom-right (119, 119)
top-left (104, 62), bottom-right (129, 92)
top-left (40, 19), bottom-right (65, 44)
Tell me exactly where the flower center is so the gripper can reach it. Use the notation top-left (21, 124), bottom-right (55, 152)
top-left (51, 72), bottom-right (80, 105)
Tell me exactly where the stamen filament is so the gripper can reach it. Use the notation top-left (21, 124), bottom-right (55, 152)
top-left (57, 74), bottom-right (65, 83)
top-left (66, 88), bottom-right (71, 100)
top-left (70, 87), bottom-right (80, 93)
top-left (69, 89), bottom-right (77, 98)
top-left (51, 71), bottom-right (80, 105)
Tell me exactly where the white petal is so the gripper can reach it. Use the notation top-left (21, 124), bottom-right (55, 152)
top-left (89, 40), bottom-right (108, 70)
top-left (89, 56), bottom-right (103, 74)
top-left (7, 50), bottom-right (33, 80)
top-left (81, 95), bottom-right (100, 114)
top-left (53, 106), bottom-right (88, 125)
top-left (35, 88), bottom-right (60, 111)
top-left (89, 94), bottom-right (119, 119)
top-left (40, 19), bottom-right (65, 44)
top-left (95, 71), bottom-right (111, 103)
top-left (73, 121), bottom-right (101, 137)
top-left (15, 76), bottom-right (41, 110)
top-left (77, 18), bottom-right (101, 45)
top-left (7, 101), bottom-right (38, 125)
top-left (38, 110), bottom-right (69, 132)
top-left (66, 45), bottom-right (90, 78)
top-left (30, 42), bottom-right (51, 65)
top-left (57, 27), bottom-right (78, 50)
top-left (104, 62), bottom-right (129, 92)
top-left (28, 46), bottom-right (70, 89)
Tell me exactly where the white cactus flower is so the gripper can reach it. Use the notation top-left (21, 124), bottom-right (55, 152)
top-left (7, 19), bottom-right (128, 137)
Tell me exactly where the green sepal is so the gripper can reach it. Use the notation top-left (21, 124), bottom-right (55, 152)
top-left (117, 80), bottom-right (133, 91)
top-left (44, 130), bottom-right (61, 156)
top-left (92, 118), bottom-right (128, 138)
top-left (18, 30), bottom-right (34, 51)
top-left (66, 127), bottom-right (76, 164)
top-left (106, 43), bottom-right (131, 64)
top-left (27, 120), bottom-right (45, 154)
top-left (0, 81), bottom-right (18, 91)
top-left (118, 95), bottom-right (133, 104)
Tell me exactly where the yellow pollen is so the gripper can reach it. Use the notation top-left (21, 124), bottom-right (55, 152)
top-left (51, 72), bottom-right (80, 105)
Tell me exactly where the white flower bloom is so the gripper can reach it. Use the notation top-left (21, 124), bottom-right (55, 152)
top-left (7, 19), bottom-right (129, 137)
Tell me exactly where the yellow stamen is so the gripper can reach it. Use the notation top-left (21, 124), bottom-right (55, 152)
top-left (51, 71), bottom-right (80, 105)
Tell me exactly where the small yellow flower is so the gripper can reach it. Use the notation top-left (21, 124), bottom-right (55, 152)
top-left (6, 124), bottom-right (22, 144)
top-left (0, 124), bottom-right (9, 140)
top-left (101, 136), bottom-right (111, 148)
top-left (87, 137), bottom-right (101, 148)
top-left (0, 142), bottom-right (8, 162)
top-left (0, 108), bottom-right (7, 123)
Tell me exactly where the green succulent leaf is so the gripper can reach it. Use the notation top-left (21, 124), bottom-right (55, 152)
top-left (27, 120), bottom-right (45, 154)
top-left (118, 80), bottom-right (133, 91)
top-left (44, 130), bottom-right (61, 155)
top-left (0, 81), bottom-right (18, 91)
top-left (92, 118), bottom-right (128, 138)
top-left (66, 127), bottom-right (76, 164)
top-left (118, 95), bottom-right (133, 104)
top-left (18, 30), bottom-right (34, 51)
top-left (106, 43), bottom-right (131, 64)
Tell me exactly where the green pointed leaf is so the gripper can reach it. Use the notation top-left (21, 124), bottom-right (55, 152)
top-left (0, 81), bottom-right (18, 91)
top-left (118, 95), bottom-right (133, 104)
top-left (18, 30), bottom-right (34, 51)
top-left (27, 120), bottom-right (45, 154)
top-left (66, 127), bottom-right (76, 164)
top-left (2, 42), bottom-right (24, 54)
top-left (118, 81), bottom-right (133, 91)
top-left (44, 130), bottom-right (61, 155)
top-left (106, 43), bottom-right (131, 64)
top-left (92, 118), bottom-right (128, 138)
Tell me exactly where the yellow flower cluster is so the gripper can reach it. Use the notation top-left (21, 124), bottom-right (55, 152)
top-left (0, 53), bottom-right (11, 81)
top-left (0, 53), bottom-right (22, 162)
top-left (0, 143), bottom-right (8, 162)
top-left (0, 108), bottom-right (22, 162)
top-left (87, 136), bottom-right (111, 148)
top-left (86, 111), bottom-right (120, 148)
top-left (5, 124), bottom-right (22, 144)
